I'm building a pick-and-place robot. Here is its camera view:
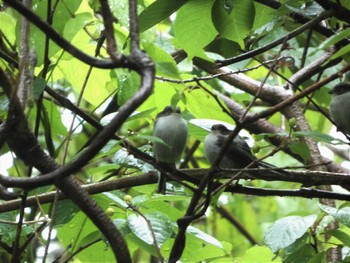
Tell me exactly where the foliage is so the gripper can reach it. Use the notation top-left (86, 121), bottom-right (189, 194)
top-left (1, 0), bottom-right (350, 262)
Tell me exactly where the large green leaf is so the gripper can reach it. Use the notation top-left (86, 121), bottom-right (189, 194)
top-left (138, 0), bottom-right (188, 32)
top-left (252, 2), bottom-right (274, 31)
top-left (174, 0), bottom-right (217, 59)
top-left (264, 215), bottom-right (317, 252)
top-left (57, 211), bottom-right (114, 262)
top-left (127, 212), bottom-right (173, 246)
top-left (144, 43), bottom-right (180, 78)
top-left (212, 0), bottom-right (255, 47)
top-left (52, 58), bottom-right (112, 106)
top-left (184, 88), bottom-right (233, 123)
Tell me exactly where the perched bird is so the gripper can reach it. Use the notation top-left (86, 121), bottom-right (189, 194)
top-left (153, 106), bottom-right (188, 194)
top-left (204, 124), bottom-right (287, 175)
top-left (329, 82), bottom-right (350, 135)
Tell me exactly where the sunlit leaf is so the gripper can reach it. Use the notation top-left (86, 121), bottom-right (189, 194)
top-left (264, 215), bottom-right (317, 252)
top-left (236, 246), bottom-right (282, 263)
top-left (139, 0), bottom-right (188, 32)
top-left (174, 0), bottom-right (217, 59)
top-left (320, 204), bottom-right (350, 227)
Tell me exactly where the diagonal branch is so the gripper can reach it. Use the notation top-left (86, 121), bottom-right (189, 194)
top-left (216, 10), bottom-right (335, 67)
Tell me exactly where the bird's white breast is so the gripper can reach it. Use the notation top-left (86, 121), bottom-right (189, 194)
top-left (153, 114), bottom-right (188, 163)
top-left (330, 92), bottom-right (350, 134)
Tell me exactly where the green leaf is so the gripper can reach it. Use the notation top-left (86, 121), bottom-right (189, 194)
top-left (42, 100), bottom-right (68, 137)
top-left (53, 59), bottom-right (112, 107)
top-left (284, 244), bottom-right (316, 263)
top-left (188, 121), bottom-right (209, 141)
top-left (320, 204), bottom-right (350, 227)
top-left (112, 218), bottom-right (131, 236)
top-left (289, 142), bottom-right (310, 162)
top-left (0, 13), bottom-right (17, 45)
top-left (0, 211), bottom-right (17, 243)
top-left (0, 96), bottom-right (9, 118)
top-left (144, 43), bottom-right (180, 78)
top-left (52, 200), bottom-right (79, 227)
top-left (116, 70), bottom-right (140, 106)
top-left (174, 0), bottom-right (217, 59)
top-left (187, 226), bottom-right (223, 248)
top-left (252, 2), bottom-right (275, 31)
top-left (181, 240), bottom-right (227, 261)
top-left (237, 245), bottom-right (282, 263)
top-left (293, 131), bottom-right (344, 144)
top-left (138, 198), bottom-right (184, 221)
top-left (33, 78), bottom-right (46, 99)
top-left (340, 0), bottom-right (350, 10)
top-left (212, 0), bottom-right (255, 47)
top-left (327, 229), bottom-right (350, 247)
top-left (330, 44), bottom-right (350, 61)
top-left (113, 148), bottom-right (154, 172)
top-left (264, 215), bottom-right (317, 252)
top-left (28, 0), bottom-right (83, 66)
top-left (139, 0), bottom-right (188, 32)
top-left (184, 88), bottom-right (233, 123)
top-left (127, 108), bottom-right (157, 122)
top-left (307, 252), bottom-right (326, 263)
top-left (77, 230), bottom-right (102, 248)
top-left (320, 28), bottom-right (350, 49)
top-left (63, 12), bottom-right (93, 41)
top-left (127, 212), bottom-right (173, 246)
top-left (138, 81), bottom-right (186, 115)
top-left (108, 0), bottom-right (129, 27)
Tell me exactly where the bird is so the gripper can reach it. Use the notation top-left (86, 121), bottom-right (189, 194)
top-left (204, 124), bottom-right (287, 176)
top-left (153, 106), bottom-right (188, 194)
top-left (329, 82), bottom-right (350, 135)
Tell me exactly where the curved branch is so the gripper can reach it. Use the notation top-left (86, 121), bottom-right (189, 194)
top-left (288, 49), bottom-right (335, 87)
top-left (2, 0), bottom-right (137, 70)
top-left (0, 1), bottom-right (155, 261)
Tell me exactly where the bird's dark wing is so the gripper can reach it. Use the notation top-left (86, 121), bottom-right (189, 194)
top-left (216, 135), bottom-right (258, 168)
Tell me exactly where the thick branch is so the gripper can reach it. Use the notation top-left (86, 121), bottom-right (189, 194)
top-left (3, 170), bottom-right (350, 213)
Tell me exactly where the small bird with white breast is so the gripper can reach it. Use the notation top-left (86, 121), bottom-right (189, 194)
top-left (153, 106), bottom-right (188, 194)
top-left (204, 124), bottom-right (288, 176)
top-left (329, 82), bottom-right (350, 136)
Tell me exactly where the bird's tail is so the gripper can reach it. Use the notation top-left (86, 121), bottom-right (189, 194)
top-left (258, 160), bottom-right (290, 176)
top-left (157, 162), bottom-right (176, 194)
top-left (157, 172), bottom-right (167, 194)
